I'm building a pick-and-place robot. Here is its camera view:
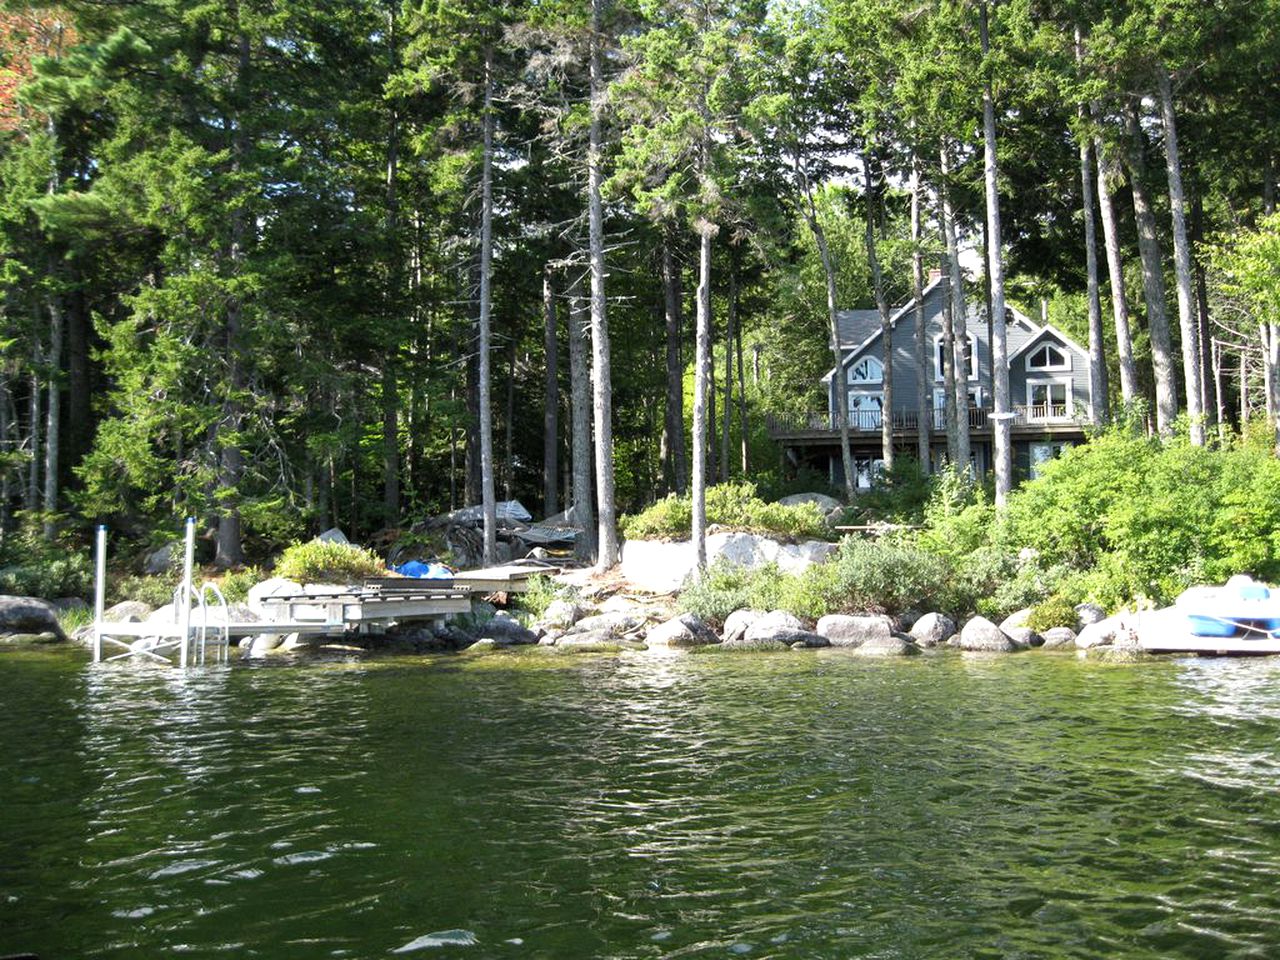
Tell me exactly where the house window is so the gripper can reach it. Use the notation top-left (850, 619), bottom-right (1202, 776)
top-left (933, 334), bottom-right (978, 382)
top-left (1027, 380), bottom-right (1071, 420)
top-left (845, 390), bottom-right (884, 430)
top-left (855, 456), bottom-right (885, 491)
top-left (1025, 342), bottom-right (1069, 371)
top-left (848, 356), bottom-right (883, 385)
top-left (1030, 441), bottom-right (1073, 479)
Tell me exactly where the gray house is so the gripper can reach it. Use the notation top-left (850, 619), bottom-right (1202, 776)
top-left (767, 275), bottom-right (1092, 488)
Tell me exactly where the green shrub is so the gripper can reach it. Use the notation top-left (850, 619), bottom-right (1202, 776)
top-left (1026, 595), bottom-right (1079, 632)
top-left (218, 565), bottom-right (265, 603)
top-left (513, 574), bottom-right (561, 622)
top-left (113, 573), bottom-right (178, 608)
top-left (678, 560), bottom-right (765, 625)
top-left (817, 537), bottom-right (956, 617)
top-left (0, 551), bottom-right (94, 599)
top-left (274, 540), bottom-right (386, 584)
top-left (621, 482), bottom-right (831, 542)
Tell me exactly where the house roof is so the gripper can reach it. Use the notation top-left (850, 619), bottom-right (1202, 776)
top-left (821, 282), bottom-right (1086, 384)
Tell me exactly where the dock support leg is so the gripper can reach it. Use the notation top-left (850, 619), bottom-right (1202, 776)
top-left (178, 517), bottom-right (195, 669)
top-left (93, 524), bottom-right (107, 664)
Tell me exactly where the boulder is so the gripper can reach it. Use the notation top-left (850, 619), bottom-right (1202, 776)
top-left (315, 527), bottom-right (349, 545)
top-left (646, 613), bottom-right (719, 649)
top-left (103, 600), bottom-right (153, 623)
top-left (143, 541), bottom-right (180, 575)
top-left (999, 608), bottom-right (1033, 632)
top-left (250, 632), bottom-right (286, 653)
top-left (476, 614), bottom-right (538, 646)
top-left (852, 633), bottom-right (919, 657)
top-left (909, 613), bottom-right (957, 648)
top-left (433, 622), bottom-right (476, 649)
top-left (0, 631), bottom-right (62, 645)
top-left (776, 492), bottom-right (843, 513)
top-left (0, 596), bottom-right (66, 641)
top-left (1003, 626), bottom-right (1043, 649)
top-left (772, 629), bottom-right (828, 648)
top-left (958, 616), bottom-right (1020, 653)
top-left (563, 612), bottom-right (646, 639)
top-left (555, 629), bottom-right (641, 652)
top-left (538, 599), bottom-right (587, 631)
top-left (620, 533), bottom-right (837, 593)
top-left (464, 638), bottom-right (500, 654)
top-left (1074, 603), bottom-right (1106, 627)
top-left (722, 609), bottom-right (764, 644)
top-left (1039, 627), bottom-right (1077, 650)
top-left (246, 577), bottom-right (304, 617)
top-left (744, 610), bottom-right (806, 643)
top-left (1075, 615), bottom-right (1123, 649)
top-left (817, 614), bottom-right (895, 648)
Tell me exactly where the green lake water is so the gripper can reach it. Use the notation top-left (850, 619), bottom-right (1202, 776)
top-left (4, 646), bottom-right (1280, 959)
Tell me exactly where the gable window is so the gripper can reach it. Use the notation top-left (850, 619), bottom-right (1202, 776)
top-left (848, 355), bottom-right (883, 385)
top-left (933, 334), bottom-right (978, 382)
top-left (1027, 380), bottom-right (1071, 420)
top-left (1025, 342), bottom-right (1069, 371)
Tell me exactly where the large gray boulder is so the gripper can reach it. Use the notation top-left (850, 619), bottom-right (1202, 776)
top-left (104, 600), bottom-right (154, 623)
top-left (620, 532), bottom-right (837, 593)
top-left (0, 596), bottom-right (67, 641)
top-left (722, 609), bottom-right (764, 644)
top-left (246, 577), bottom-right (304, 617)
top-left (744, 610), bottom-right (806, 643)
top-left (1075, 615), bottom-right (1123, 649)
top-left (817, 614), bottom-right (895, 648)
top-left (315, 527), bottom-right (349, 545)
top-left (775, 630), bottom-right (829, 648)
top-left (999, 608), bottom-right (1033, 632)
top-left (718, 636), bottom-right (791, 652)
top-left (1040, 627), bottom-right (1077, 650)
top-left (958, 616), bottom-right (1020, 652)
top-left (910, 613), bottom-right (956, 648)
top-left (646, 613), bottom-right (719, 649)
top-left (476, 614), bottom-right (538, 646)
top-left (853, 633), bottom-right (919, 656)
top-left (538, 599), bottom-right (588, 631)
top-left (143, 541), bottom-right (180, 575)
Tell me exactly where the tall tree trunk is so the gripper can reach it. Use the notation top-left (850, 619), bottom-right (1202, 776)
top-left (568, 277), bottom-right (596, 559)
top-left (1156, 66), bottom-right (1204, 445)
top-left (503, 340), bottom-right (516, 502)
top-left (0, 373), bottom-right (11, 543)
top-left (1093, 130), bottom-right (1140, 405)
top-left (42, 281), bottom-right (62, 539)
top-left (692, 218), bottom-right (714, 570)
top-left (1125, 101), bottom-right (1179, 435)
top-left (1073, 47), bottom-right (1108, 429)
top-left (477, 46), bottom-right (497, 565)
top-left (588, 0), bottom-right (618, 570)
top-left (721, 250), bottom-right (737, 481)
top-left (911, 153), bottom-right (931, 472)
top-left (1211, 339), bottom-right (1227, 445)
top-left (863, 151), bottom-right (894, 472)
top-left (939, 146), bottom-right (970, 472)
top-left (542, 268), bottom-right (559, 516)
top-left (25, 362), bottom-right (38, 515)
top-left (215, 27), bottom-right (251, 568)
top-left (735, 295), bottom-right (748, 475)
top-left (980, 2), bottom-right (1011, 504)
top-left (1265, 323), bottom-right (1280, 456)
top-left (707, 327), bottom-right (718, 485)
top-left (65, 284), bottom-right (90, 469)
top-left (661, 238), bottom-right (686, 494)
top-left (794, 148), bottom-right (855, 501)
top-left (382, 3), bottom-right (401, 525)
top-left (941, 270), bottom-right (959, 460)
top-left (1192, 194), bottom-right (1215, 435)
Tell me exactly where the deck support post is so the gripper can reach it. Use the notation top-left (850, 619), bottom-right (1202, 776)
top-left (93, 524), bottom-right (107, 663)
top-left (178, 517), bottom-right (195, 669)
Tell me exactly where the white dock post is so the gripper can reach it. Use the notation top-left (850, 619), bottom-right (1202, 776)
top-left (178, 517), bottom-right (195, 669)
top-left (93, 524), bottom-right (107, 664)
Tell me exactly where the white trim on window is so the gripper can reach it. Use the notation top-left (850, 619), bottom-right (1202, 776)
top-left (933, 333), bottom-right (978, 382)
top-left (848, 355), bottom-right (884, 385)
top-left (1025, 377), bottom-right (1072, 420)
top-left (1024, 341), bottom-right (1071, 372)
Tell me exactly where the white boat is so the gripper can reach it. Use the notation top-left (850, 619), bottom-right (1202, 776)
top-left (1137, 576), bottom-right (1280, 655)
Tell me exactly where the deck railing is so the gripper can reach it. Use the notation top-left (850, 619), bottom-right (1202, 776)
top-left (766, 405), bottom-right (1074, 437)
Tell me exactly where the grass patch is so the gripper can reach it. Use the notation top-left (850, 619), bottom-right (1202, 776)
top-left (621, 482), bottom-right (832, 543)
top-left (275, 540), bottom-right (386, 584)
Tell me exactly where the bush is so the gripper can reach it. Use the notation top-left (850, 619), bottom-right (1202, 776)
top-left (0, 551), bottom-right (93, 599)
top-left (1026, 595), bottom-right (1079, 632)
top-left (274, 540), bottom-right (386, 584)
top-left (621, 482), bottom-right (831, 543)
top-left (217, 565), bottom-right (265, 603)
top-left (817, 537), bottom-right (956, 617)
top-left (113, 573), bottom-right (178, 608)
top-left (678, 561), bottom-right (768, 625)
top-left (512, 574), bottom-right (560, 622)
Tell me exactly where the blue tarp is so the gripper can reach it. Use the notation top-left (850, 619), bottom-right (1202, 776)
top-left (391, 560), bottom-right (455, 579)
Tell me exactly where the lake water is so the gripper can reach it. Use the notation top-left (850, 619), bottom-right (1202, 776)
top-left (3, 646), bottom-right (1280, 959)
